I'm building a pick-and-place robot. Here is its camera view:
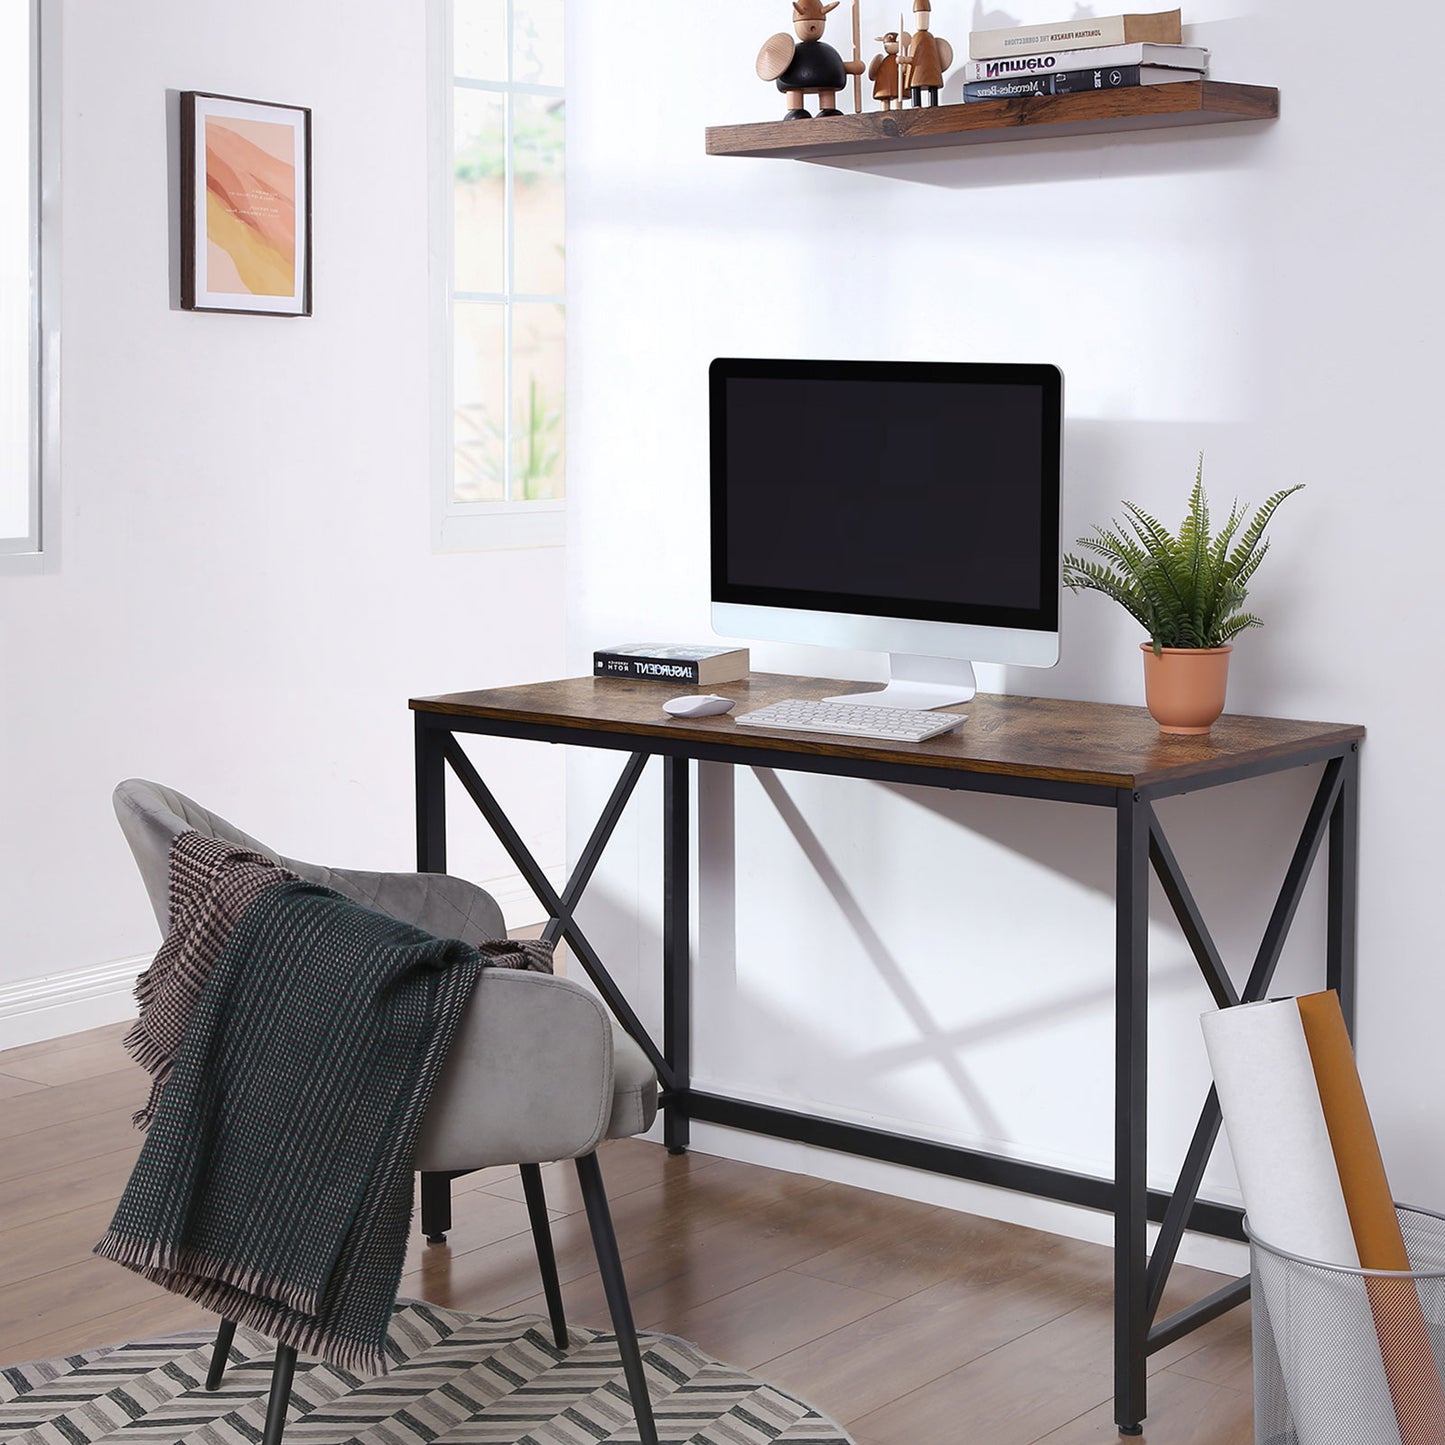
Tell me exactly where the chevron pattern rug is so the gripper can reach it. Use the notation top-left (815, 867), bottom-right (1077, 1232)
top-left (0, 1300), bottom-right (854, 1443)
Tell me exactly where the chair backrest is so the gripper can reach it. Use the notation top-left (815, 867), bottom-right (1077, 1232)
top-left (113, 779), bottom-right (507, 945)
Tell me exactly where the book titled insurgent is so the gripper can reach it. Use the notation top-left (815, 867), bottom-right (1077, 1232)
top-left (594, 644), bottom-right (751, 686)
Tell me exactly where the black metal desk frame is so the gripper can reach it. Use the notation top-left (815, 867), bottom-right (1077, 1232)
top-left (413, 699), bottom-right (1360, 1435)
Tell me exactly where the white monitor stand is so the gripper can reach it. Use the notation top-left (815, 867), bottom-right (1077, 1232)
top-left (825, 654), bottom-right (976, 710)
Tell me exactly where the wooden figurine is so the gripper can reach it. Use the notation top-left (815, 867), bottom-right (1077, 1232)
top-left (868, 32), bottom-right (904, 110)
top-left (902, 0), bottom-right (953, 107)
top-left (756, 0), bottom-right (866, 121)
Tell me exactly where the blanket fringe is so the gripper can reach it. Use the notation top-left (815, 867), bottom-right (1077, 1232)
top-left (94, 1230), bottom-right (385, 1377)
top-left (95, 1231), bottom-right (322, 1317)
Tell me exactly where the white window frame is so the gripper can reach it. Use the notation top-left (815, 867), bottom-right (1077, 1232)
top-left (428, 0), bottom-right (565, 553)
top-left (1, 0), bottom-right (61, 577)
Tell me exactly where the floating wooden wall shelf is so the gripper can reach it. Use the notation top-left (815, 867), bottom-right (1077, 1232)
top-left (705, 81), bottom-right (1277, 161)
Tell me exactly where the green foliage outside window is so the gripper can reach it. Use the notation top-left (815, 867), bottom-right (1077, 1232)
top-left (455, 378), bottom-right (562, 502)
top-left (454, 101), bottom-right (564, 184)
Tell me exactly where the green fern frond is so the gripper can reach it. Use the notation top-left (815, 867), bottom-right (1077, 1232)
top-left (1062, 554), bottom-right (1155, 634)
top-left (1201, 500), bottom-right (1244, 640)
top-left (1119, 503), bottom-right (1191, 610)
top-left (1062, 463), bottom-right (1302, 651)
top-left (1231, 537), bottom-right (1272, 591)
top-left (1226, 484), bottom-right (1305, 579)
top-left (1216, 611), bottom-right (1266, 643)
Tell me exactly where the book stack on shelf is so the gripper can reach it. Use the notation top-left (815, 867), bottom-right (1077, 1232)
top-left (962, 7), bottom-right (1207, 103)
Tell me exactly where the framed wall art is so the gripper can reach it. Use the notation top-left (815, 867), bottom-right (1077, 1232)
top-left (180, 91), bottom-right (312, 316)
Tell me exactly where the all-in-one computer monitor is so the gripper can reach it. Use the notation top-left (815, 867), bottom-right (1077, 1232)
top-left (710, 357), bottom-right (1064, 708)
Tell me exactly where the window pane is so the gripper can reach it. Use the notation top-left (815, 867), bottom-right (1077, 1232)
top-left (454, 302), bottom-right (506, 503)
top-left (512, 303), bottom-right (564, 501)
top-left (512, 96), bottom-right (563, 298)
top-left (514, 0), bottom-right (564, 86)
top-left (0, 2), bottom-right (31, 543)
top-left (454, 0), bottom-right (506, 81)
top-left (453, 89), bottom-right (505, 296)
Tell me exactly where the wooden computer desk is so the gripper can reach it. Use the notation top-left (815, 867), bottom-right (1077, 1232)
top-left (410, 672), bottom-right (1363, 1435)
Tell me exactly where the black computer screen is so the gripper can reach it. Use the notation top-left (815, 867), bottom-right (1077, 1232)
top-left (710, 359), bottom-right (1061, 631)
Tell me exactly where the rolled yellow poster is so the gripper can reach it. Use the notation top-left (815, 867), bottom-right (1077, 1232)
top-left (1202, 997), bottom-right (1398, 1444)
top-left (1295, 991), bottom-right (1445, 1445)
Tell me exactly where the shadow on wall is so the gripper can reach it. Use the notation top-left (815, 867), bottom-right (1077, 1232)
top-left (556, 735), bottom-right (1331, 1191)
top-left (677, 754), bottom-right (1330, 1163)
top-left (814, 120), bottom-right (1276, 191)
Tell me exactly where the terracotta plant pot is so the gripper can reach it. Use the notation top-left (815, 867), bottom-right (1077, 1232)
top-left (1140, 644), bottom-right (1232, 735)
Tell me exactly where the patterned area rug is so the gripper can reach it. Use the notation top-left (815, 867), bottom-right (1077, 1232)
top-left (0, 1300), bottom-right (855, 1443)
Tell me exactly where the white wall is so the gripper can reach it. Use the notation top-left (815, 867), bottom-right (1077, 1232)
top-left (0, 0), bottom-right (564, 1043)
top-left (567, 0), bottom-right (1445, 1267)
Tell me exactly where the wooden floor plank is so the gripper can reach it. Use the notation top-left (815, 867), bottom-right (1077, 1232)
top-left (0, 1021), bottom-right (129, 1069)
top-left (0, 1255), bottom-right (183, 1359)
top-left (757, 1249), bottom-right (1119, 1424)
top-left (0, 1067), bottom-right (145, 1142)
top-left (0, 1145), bottom-right (140, 1232)
top-left (0, 1105), bottom-right (142, 1183)
top-left (5, 1290), bottom-right (211, 1368)
top-left (1031, 1367), bottom-right (1255, 1444)
top-left (0, 1199), bottom-right (120, 1287)
top-left (0, 1072), bottom-right (47, 1099)
top-left (651, 1267), bottom-right (896, 1372)
top-left (849, 1300), bottom-right (1118, 1445)
top-left (0, 1031), bottom-right (134, 1086)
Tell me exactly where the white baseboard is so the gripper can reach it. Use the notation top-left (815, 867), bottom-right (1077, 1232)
top-left (0, 869), bottom-right (565, 1052)
top-left (0, 955), bottom-right (149, 1051)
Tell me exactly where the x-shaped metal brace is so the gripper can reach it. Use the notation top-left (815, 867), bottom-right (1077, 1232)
top-left (1140, 753), bottom-right (1352, 1352)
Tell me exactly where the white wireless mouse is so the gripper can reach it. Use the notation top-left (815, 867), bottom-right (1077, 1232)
top-left (663, 694), bottom-right (736, 718)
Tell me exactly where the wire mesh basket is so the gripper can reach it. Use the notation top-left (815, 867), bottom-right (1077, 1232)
top-left (1249, 1205), bottom-right (1445, 1445)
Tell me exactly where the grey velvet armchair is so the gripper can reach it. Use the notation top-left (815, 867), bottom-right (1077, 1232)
top-left (112, 778), bottom-right (660, 1445)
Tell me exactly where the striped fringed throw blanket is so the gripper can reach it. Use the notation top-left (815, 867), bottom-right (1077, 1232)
top-left (96, 832), bottom-right (549, 1375)
top-left (122, 834), bottom-right (299, 1127)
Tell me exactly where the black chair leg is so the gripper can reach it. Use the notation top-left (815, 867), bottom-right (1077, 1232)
top-left (574, 1152), bottom-right (658, 1445)
top-left (261, 1344), bottom-right (297, 1445)
top-left (206, 1318), bottom-right (237, 1390)
top-left (519, 1163), bottom-right (569, 1348)
top-left (421, 1170), bottom-right (453, 1243)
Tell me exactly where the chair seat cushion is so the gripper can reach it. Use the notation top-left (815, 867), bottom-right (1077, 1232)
top-left (414, 970), bottom-right (658, 1172)
top-left (608, 1023), bottom-right (658, 1139)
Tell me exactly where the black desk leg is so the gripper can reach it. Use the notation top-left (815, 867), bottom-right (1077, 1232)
top-left (1115, 789), bottom-right (1151, 1435)
top-left (415, 714), bottom-right (449, 1237)
top-left (1328, 742), bottom-right (1360, 1039)
top-left (415, 713), bottom-right (448, 876)
top-left (663, 756), bottom-right (691, 1154)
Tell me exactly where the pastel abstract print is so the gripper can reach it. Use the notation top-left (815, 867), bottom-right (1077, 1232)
top-left (204, 116), bottom-right (297, 297)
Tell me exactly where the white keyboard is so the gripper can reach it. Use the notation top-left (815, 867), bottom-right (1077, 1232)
top-left (734, 698), bottom-right (965, 743)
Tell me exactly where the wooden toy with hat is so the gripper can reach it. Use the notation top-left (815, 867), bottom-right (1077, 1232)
top-left (756, 0), bottom-right (867, 120)
top-left (900, 0), bottom-right (953, 106)
top-left (867, 31), bottom-right (905, 111)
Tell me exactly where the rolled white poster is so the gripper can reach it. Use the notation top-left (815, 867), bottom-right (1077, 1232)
top-left (1201, 999), bottom-right (1401, 1445)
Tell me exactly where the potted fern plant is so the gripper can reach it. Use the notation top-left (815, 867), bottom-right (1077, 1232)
top-left (1062, 461), bottom-right (1303, 734)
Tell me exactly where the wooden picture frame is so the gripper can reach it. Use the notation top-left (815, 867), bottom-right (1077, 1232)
top-left (180, 91), bottom-right (312, 316)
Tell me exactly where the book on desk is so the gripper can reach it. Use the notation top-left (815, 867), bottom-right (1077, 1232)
top-left (593, 644), bottom-right (750, 686)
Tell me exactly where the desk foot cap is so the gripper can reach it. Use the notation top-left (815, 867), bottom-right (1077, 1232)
top-left (1118, 1426), bottom-right (1143, 1436)
top-left (426, 1233), bottom-right (448, 1245)
top-left (667, 1146), bottom-right (688, 1157)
